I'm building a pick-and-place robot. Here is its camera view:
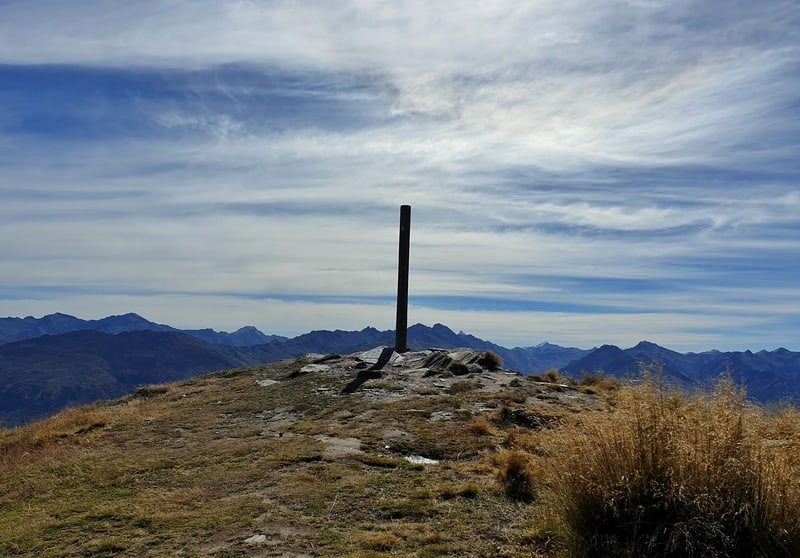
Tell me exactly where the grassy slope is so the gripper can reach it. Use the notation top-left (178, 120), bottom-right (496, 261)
top-left (0, 355), bottom-right (599, 557)
top-left (3, 355), bottom-right (799, 557)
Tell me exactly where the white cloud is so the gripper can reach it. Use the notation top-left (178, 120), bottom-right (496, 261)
top-left (0, 1), bottom-right (798, 350)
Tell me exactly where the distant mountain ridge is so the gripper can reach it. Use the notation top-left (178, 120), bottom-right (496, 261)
top-left (1, 312), bottom-right (799, 427)
top-left (0, 330), bottom-right (268, 426)
top-left (0, 312), bottom-right (287, 347)
top-left (0, 315), bottom-right (590, 427)
top-left (560, 341), bottom-right (800, 403)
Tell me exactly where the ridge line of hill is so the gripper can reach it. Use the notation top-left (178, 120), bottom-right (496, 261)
top-left (2, 313), bottom-right (799, 427)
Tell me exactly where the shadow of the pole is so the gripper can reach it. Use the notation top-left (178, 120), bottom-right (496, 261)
top-left (341, 369), bottom-right (382, 394)
top-left (341, 347), bottom-right (394, 394)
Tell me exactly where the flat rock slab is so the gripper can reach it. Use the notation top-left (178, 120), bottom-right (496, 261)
top-left (359, 346), bottom-right (400, 364)
top-left (314, 435), bottom-right (364, 459)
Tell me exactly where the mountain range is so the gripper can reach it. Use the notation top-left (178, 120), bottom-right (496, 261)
top-left (0, 312), bottom-right (287, 347)
top-left (1, 313), bottom-right (798, 426)
top-left (560, 341), bottom-right (800, 403)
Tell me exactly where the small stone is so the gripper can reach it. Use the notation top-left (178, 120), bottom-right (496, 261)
top-left (405, 455), bottom-right (439, 465)
top-left (244, 534), bottom-right (267, 545)
top-left (299, 363), bottom-right (330, 374)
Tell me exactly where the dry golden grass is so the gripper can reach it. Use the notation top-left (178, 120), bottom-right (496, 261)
top-left (530, 369), bottom-right (563, 384)
top-left (2, 359), bottom-right (799, 557)
top-left (496, 450), bottom-right (537, 502)
top-left (466, 418), bottom-right (492, 436)
top-left (573, 371), bottom-right (620, 393)
top-left (539, 375), bottom-right (800, 557)
top-left (0, 361), bottom-right (567, 556)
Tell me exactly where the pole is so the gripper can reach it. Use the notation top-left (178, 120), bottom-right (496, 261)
top-left (395, 205), bottom-right (411, 352)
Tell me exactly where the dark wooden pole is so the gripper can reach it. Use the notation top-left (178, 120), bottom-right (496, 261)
top-left (395, 205), bottom-right (411, 352)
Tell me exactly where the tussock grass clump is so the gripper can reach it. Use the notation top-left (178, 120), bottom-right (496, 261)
top-left (493, 405), bottom-right (558, 431)
top-left (492, 404), bottom-right (515, 426)
top-left (497, 450), bottom-right (537, 502)
top-left (478, 350), bottom-right (503, 370)
top-left (134, 385), bottom-right (170, 398)
top-left (574, 371), bottom-right (619, 393)
top-left (359, 531), bottom-right (402, 551)
top-left (466, 419), bottom-right (492, 436)
top-left (548, 376), bottom-right (800, 557)
top-left (530, 369), bottom-right (562, 383)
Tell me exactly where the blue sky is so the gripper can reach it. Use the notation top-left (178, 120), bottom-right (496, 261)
top-left (1, 1), bottom-right (798, 351)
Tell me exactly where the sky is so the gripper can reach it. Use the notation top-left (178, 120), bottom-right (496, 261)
top-left (1, 1), bottom-right (798, 352)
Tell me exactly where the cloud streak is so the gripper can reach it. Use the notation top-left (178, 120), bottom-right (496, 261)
top-left (0, 1), bottom-right (798, 351)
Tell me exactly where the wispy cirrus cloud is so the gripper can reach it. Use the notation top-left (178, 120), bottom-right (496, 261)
top-left (0, 1), bottom-right (798, 351)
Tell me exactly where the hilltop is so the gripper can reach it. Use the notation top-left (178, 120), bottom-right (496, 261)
top-left (3, 347), bottom-right (800, 557)
top-left (0, 318), bottom-right (590, 427)
top-left (0, 348), bottom-right (603, 557)
top-left (2, 313), bottom-right (800, 427)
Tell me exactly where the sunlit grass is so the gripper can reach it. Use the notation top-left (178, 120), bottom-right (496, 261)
top-left (2, 359), bottom-right (799, 557)
top-left (540, 375), bottom-right (800, 557)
